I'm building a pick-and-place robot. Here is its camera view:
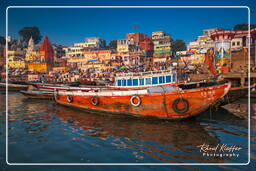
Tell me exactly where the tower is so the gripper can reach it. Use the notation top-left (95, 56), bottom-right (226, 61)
top-left (39, 36), bottom-right (54, 64)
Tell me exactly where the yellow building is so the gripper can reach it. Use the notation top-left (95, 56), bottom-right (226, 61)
top-left (8, 50), bottom-right (25, 69)
top-left (8, 60), bottom-right (25, 69)
top-left (27, 63), bottom-right (51, 73)
top-left (25, 51), bottom-right (38, 62)
top-left (117, 44), bottom-right (129, 53)
top-left (179, 53), bottom-right (206, 65)
top-left (52, 66), bottom-right (67, 72)
top-left (80, 63), bottom-right (105, 70)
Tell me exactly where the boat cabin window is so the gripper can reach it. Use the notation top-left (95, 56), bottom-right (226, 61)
top-left (159, 76), bottom-right (164, 84)
top-left (122, 79), bottom-right (127, 86)
top-left (166, 75), bottom-right (171, 83)
top-left (152, 77), bottom-right (158, 85)
top-left (139, 78), bottom-right (144, 86)
top-left (127, 79), bottom-right (132, 86)
top-left (173, 73), bottom-right (177, 82)
top-left (146, 78), bottom-right (151, 85)
top-left (133, 79), bottom-right (139, 86)
top-left (117, 80), bottom-right (121, 86)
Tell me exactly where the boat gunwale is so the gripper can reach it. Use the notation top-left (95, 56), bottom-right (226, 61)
top-left (55, 82), bottom-right (231, 97)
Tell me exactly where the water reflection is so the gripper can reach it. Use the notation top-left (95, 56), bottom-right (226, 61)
top-left (55, 105), bottom-right (224, 163)
top-left (5, 92), bottom-right (250, 164)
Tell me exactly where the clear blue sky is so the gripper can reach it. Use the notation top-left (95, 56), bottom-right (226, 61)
top-left (1, 0), bottom-right (256, 46)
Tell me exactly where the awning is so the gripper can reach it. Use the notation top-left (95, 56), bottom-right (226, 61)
top-left (88, 59), bottom-right (98, 62)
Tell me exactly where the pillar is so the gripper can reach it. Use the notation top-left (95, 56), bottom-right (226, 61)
top-left (210, 30), bottom-right (235, 70)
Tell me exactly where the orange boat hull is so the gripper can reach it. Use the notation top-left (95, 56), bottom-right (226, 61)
top-left (55, 83), bottom-right (230, 120)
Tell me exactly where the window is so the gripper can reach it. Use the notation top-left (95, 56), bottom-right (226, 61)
top-left (237, 42), bottom-right (240, 46)
top-left (146, 78), bottom-right (151, 85)
top-left (139, 78), bottom-right (144, 85)
top-left (232, 42), bottom-right (235, 46)
top-left (152, 77), bottom-right (158, 84)
top-left (159, 76), bottom-right (165, 84)
top-left (133, 79), bottom-right (138, 86)
top-left (122, 79), bottom-right (127, 86)
top-left (166, 76), bottom-right (171, 83)
top-left (173, 74), bottom-right (177, 82)
top-left (127, 79), bottom-right (132, 86)
top-left (117, 80), bottom-right (121, 86)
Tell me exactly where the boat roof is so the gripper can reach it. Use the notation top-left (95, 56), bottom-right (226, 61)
top-left (116, 70), bottom-right (176, 79)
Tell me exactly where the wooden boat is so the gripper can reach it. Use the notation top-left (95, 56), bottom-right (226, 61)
top-left (20, 90), bottom-right (54, 99)
top-left (35, 84), bottom-right (106, 91)
top-left (214, 84), bottom-right (255, 107)
top-left (108, 69), bottom-right (179, 89)
top-left (54, 82), bottom-right (231, 120)
top-left (0, 83), bottom-right (28, 91)
top-left (34, 69), bottom-right (181, 91)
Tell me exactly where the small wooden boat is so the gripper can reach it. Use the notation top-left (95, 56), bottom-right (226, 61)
top-left (0, 83), bottom-right (28, 91)
top-left (54, 82), bottom-right (231, 120)
top-left (20, 90), bottom-right (54, 99)
top-left (214, 84), bottom-right (255, 107)
top-left (35, 84), bottom-right (105, 91)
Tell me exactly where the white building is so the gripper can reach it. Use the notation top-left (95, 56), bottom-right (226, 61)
top-left (74, 37), bottom-right (106, 50)
top-left (117, 39), bottom-right (136, 53)
top-left (188, 28), bottom-right (223, 50)
top-left (64, 46), bottom-right (84, 58)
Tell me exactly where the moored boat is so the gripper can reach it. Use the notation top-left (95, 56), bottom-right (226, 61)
top-left (214, 84), bottom-right (256, 107)
top-left (35, 84), bottom-right (106, 91)
top-left (108, 69), bottom-right (179, 89)
top-left (54, 82), bottom-right (231, 120)
top-left (0, 83), bottom-right (28, 91)
top-left (20, 90), bottom-right (54, 99)
top-left (33, 69), bottom-right (181, 91)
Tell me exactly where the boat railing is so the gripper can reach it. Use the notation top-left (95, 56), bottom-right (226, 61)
top-left (116, 70), bottom-right (173, 78)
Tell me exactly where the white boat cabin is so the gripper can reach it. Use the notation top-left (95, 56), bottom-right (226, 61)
top-left (114, 70), bottom-right (177, 88)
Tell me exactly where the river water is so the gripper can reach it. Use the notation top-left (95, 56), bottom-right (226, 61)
top-left (0, 92), bottom-right (255, 170)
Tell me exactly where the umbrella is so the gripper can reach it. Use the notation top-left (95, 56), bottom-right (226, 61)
top-left (119, 65), bottom-right (129, 70)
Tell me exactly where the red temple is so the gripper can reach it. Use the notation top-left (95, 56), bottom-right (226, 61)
top-left (39, 36), bottom-right (54, 64)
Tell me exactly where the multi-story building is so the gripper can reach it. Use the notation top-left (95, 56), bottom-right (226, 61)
top-left (152, 31), bottom-right (172, 63)
top-left (126, 32), bottom-right (154, 57)
top-left (84, 51), bottom-right (98, 62)
top-left (117, 39), bottom-right (136, 53)
top-left (81, 50), bottom-right (113, 66)
top-left (152, 31), bottom-right (172, 54)
top-left (8, 40), bottom-right (25, 69)
top-left (85, 37), bottom-right (106, 50)
top-left (25, 37), bottom-right (39, 62)
top-left (39, 36), bottom-right (54, 64)
top-left (188, 28), bottom-right (223, 50)
top-left (74, 37), bottom-right (106, 50)
top-left (52, 44), bottom-right (66, 59)
top-left (27, 36), bottom-right (54, 73)
top-left (8, 49), bottom-right (25, 69)
top-left (64, 46), bottom-right (84, 58)
top-left (97, 50), bottom-right (112, 63)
